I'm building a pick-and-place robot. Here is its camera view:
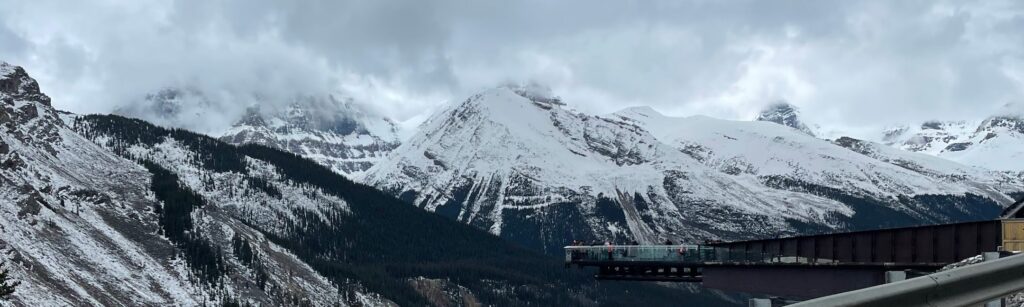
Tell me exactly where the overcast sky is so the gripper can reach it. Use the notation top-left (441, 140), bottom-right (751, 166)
top-left (1, 0), bottom-right (1023, 137)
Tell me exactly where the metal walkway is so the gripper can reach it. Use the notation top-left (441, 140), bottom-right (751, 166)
top-left (565, 219), bottom-right (1019, 299)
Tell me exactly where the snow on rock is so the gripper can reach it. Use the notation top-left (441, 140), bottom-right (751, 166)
top-left (0, 62), bottom-right (203, 306)
top-left (832, 136), bottom-right (1021, 194)
top-left (219, 95), bottom-right (401, 178)
top-left (882, 116), bottom-right (1024, 173)
top-left (361, 86), bottom-right (1019, 255)
top-left (755, 102), bottom-right (816, 137)
top-left (73, 122), bottom-right (390, 306)
top-left (408, 277), bottom-right (481, 307)
top-left (1, 62), bottom-right (391, 306)
top-left (113, 87), bottom-right (403, 178)
top-left (884, 120), bottom-right (977, 154)
top-left (0, 62), bottom-right (50, 107)
top-left (940, 116), bottom-right (1024, 172)
top-left (938, 253), bottom-right (1024, 306)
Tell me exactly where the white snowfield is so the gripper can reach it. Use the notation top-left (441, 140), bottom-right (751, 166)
top-left (884, 117), bottom-right (1024, 172)
top-left (616, 107), bottom-right (1016, 199)
top-left (362, 86), bottom-right (1021, 253)
top-left (0, 62), bottom-right (393, 306)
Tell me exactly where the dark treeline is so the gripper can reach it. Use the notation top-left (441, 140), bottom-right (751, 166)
top-left (75, 115), bottom-right (247, 173)
top-left (763, 175), bottom-right (1002, 234)
top-left (245, 176), bottom-right (281, 199)
top-left (231, 233), bottom-right (268, 291)
top-left (75, 114), bottom-right (733, 306)
top-left (238, 144), bottom-right (729, 306)
top-left (141, 159), bottom-right (227, 286)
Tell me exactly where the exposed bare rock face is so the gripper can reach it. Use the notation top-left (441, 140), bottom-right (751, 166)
top-left (756, 102), bottom-right (816, 137)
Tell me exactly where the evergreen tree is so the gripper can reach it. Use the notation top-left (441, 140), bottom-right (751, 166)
top-left (0, 261), bottom-right (19, 299)
top-left (72, 114), bottom-right (733, 306)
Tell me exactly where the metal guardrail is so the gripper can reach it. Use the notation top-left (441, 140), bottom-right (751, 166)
top-left (788, 253), bottom-right (1024, 307)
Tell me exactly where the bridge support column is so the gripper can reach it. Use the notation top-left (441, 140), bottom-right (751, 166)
top-left (748, 298), bottom-right (771, 307)
top-left (984, 252), bottom-right (1004, 307)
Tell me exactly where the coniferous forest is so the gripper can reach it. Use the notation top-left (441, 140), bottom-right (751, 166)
top-left (73, 114), bottom-right (733, 306)
top-left (142, 159), bottom-right (228, 286)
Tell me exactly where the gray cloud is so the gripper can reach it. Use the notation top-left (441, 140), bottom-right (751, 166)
top-left (1, 0), bottom-right (1022, 137)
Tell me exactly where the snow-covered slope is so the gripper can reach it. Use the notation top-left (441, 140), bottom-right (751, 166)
top-left (1, 62), bottom-right (208, 305)
top-left (72, 113), bottom-right (710, 307)
top-left (219, 96), bottom-right (400, 177)
top-left (3, 63), bottom-right (702, 306)
top-left (615, 107), bottom-right (1018, 224)
top-left (884, 116), bottom-right (1024, 172)
top-left (938, 116), bottom-right (1024, 172)
top-left (0, 62), bottom-right (387, 306)
top-left (619, 107), bottom-right (1015, 199)
top-left (1, 63), bottom-right (201, 306)
top-left (362, 86), bottom-right (1019, 254)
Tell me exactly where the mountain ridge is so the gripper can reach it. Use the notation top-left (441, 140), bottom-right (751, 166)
top-left (883, 116), bottom-right (1024, 172)
top-left (2, 62), bottom-right (726, 306)
top-left (363, 86), bottom-right (1019, 254)
top-left (219, 95), bottom-right (401, 177)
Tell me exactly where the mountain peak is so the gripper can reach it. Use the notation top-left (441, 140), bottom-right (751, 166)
top-left (978, 102), bottom-right (1024, 134)
top-left (978, 115), bottom-right (1024, 135)
top-left (235, 105), bottom-right (267, 127)
top-left (615, 106), bottom-right (663, 119)
top-left (0, 62), bottom-right (51, 106)
top-left (139, 87), bottom-right (206, 118)
top-left (220, 94), bottom-right (401, 177)
top-left (448, 85), bottom-right (566, 124)
top-left (756, 102), bottom-right (815, 136)
top-left (921, 120), bottom-right (946, 130)
top-left (500, 82), bottom-right (564, 107)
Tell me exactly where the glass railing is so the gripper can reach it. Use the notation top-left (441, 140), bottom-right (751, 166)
top-left (564, 245), bottom-right (837, 264)
top-left (565, 245), bottom-right (711, 263)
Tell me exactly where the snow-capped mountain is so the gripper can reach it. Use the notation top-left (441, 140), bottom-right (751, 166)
top-left (616, 107), bottom-right (1019, 225)
top-left (219, 96), bottom-right (401, 177)
top-left (884, 116), bottom-right (1024, 172)
top-left (882, 120), bottom-right (977, 154)
top-left (3, 62), bottom-right (712, 306)
top-left (755, 102), bottom-right (816, 136)
top-left (116, 88), bottom-right (403, 177)
top-left (0, 62), bottom-right (390, 306)
top-left (362, 85), bottom-right (1020, 255)
top-left (114, 88), bottom-right (245, 135)
top-left (2, 63), bottom-right (211, 305)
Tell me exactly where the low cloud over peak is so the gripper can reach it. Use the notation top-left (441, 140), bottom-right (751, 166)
top-left (1, 0), bottom-right (1022, 139)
